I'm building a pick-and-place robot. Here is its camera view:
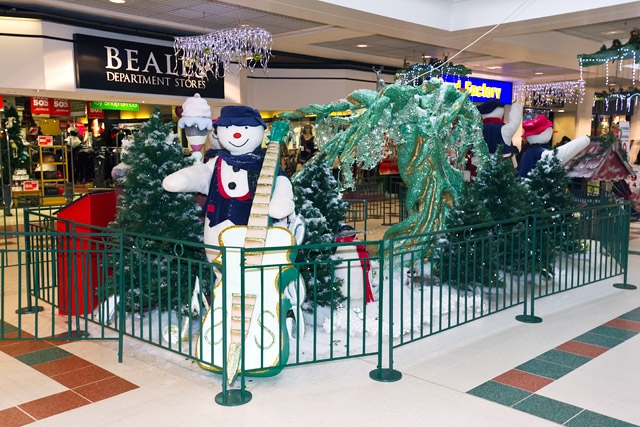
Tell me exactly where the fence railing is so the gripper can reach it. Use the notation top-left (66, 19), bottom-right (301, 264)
top-left (0, 194), bottom-right (634, 406)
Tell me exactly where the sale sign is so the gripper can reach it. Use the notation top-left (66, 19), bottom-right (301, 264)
top-left (50, 98), bottom-right (71, 116)
top-left (31, 97), bottom-right (51, 115)
top-left (87, 102), bottom-right (104, 119)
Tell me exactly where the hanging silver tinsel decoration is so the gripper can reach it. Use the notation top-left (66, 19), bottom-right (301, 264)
top-left (174, 27), bottom-right (272, 79)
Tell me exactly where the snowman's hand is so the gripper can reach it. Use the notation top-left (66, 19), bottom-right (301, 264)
top-left (162, 162), bottom-right (213, 194)
top-left (269, 175), bottom-right (295, 219)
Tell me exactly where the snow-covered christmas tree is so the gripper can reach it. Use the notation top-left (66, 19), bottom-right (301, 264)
top-left (109, 106), bottom-right (212, 312)
top-left (292, 160), bottom-right (348, 310)
top-left (1, 106), bottom-right (31, 185)
top-left (436, 180), bottom-right (501, 289)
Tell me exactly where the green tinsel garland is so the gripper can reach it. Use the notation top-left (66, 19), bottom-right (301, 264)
top-left (278, 80), bottom-right (487, 251)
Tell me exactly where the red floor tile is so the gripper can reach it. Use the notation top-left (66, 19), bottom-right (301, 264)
top-left (73, 376), bottom-right (139, 402)
top-left (555, 340), bottom-right (609, 358)
top-left (0, 407), bottom-right (35, 427)
top-left (605, 318), bottom-right (640, 332)
top-left (0, 340), bottom-right (53, 357)
top-left (18, 390), bottom-right (90, 421)
top-left (51, 364), bottom-right (114, 389)
top-left (32, 355), bottom-right (93, 377)
top-left (492, 369), bottom-right (554, 392)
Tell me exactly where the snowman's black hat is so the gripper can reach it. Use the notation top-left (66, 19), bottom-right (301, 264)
top-left (477, 99), bottom-right (505, 115)
top-left (213, 106), bottom-right (266, 129)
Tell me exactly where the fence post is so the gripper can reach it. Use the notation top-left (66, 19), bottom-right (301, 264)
top-left (613, 204), bottom-right (637, 290)
top-left (15, 208), bottom-right (44, 315)
top-left (369, 239), bottom-right (402, 382)
top-left (516, 215), bottom-right (542, 324)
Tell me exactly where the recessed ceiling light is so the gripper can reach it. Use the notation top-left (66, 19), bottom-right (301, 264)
top-left (486, 66), bottom-right (502, 70)
top-left (356, 44), bottom-right (368, 48)
top-left (534, 72), bottom-right (544, 75)
top-left (109, 0), bottom-right (126, 4)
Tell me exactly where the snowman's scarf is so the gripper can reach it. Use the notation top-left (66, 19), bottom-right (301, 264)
top-left (204, 148), bottom-right (265, 171)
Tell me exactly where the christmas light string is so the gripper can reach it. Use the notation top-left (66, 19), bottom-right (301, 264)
top-left (174, 26), bottom-right (272, 79)
top-left (514, 80), bottom-right (585, 107)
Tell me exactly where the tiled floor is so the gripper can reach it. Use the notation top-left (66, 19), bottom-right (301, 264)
top-left (0, 217), bottom-right (639, 426)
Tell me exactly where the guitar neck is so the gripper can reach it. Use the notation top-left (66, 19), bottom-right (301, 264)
top-left (243, 134), bottom-right (284, 266)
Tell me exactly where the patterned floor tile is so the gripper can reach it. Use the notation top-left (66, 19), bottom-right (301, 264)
top-left (14, 347), bottom-right (72, 367)
top-left (491, 369), bottom-right (554, 393)
top-left (32, 355), bottom-right (93, 377)
top-left (572, 331), bottom-right (626, 348)
top-left (515, 358), bottom-right (574, 380)
top-left (73, 376), bottom-right (139, 402)
top-left (514, 394), bottom-right (583, 424)
top-left (605, 318), bottom-right (640, 332)
top-left (18, 390), bottom-right (90, 421)
top-left (467, 381), bottom-right (532, 406)
top-left (566, 410), bottom-right (640, 427)
top-left (52, 364), bottom-right (115, 389)
top-left (0, 407), bottom-right (35, 427)
top-left (535, 349), bottom-right (592, 369)
top-left (555, 340), bottom-right (609, 358)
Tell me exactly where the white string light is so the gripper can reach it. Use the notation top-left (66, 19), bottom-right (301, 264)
top-left (514, 80), bottom-right (585, 107)
top-left (174, 27), bottom-right (272, 79)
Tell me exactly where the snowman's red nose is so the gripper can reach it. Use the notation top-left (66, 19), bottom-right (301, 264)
top-left (233, 132), bottom-right (242, 139)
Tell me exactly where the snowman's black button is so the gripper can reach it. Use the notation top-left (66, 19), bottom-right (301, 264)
top-left (228, 182), bottom-right (237, 190)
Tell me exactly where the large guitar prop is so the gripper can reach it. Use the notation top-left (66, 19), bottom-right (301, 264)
top-left (197, 121), bottom-right (298, 385)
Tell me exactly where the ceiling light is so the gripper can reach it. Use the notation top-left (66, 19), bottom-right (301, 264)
top-left (534, 72), bottom-right (544, 75)
top-left (486, 66), bottom-right (502, 70)
top-left (601, 30), bottom-right (624, 36)
top-left (109, 0), bottom-right (126, 3)
top-left (356, 44), bottom-right (368, 48)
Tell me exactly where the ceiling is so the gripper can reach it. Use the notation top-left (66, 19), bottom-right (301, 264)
top-left (2, 0), bottom-right (640, 91)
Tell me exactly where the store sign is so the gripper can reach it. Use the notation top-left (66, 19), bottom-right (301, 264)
top-left (50, 98), bottom-right (71, 116)
top-left (30, 97), bottom-right (71, 116)
top-left (73, 34), bottom-right (224, 99)
top-left (31, 97), bottom-right (51, 115)
top-left (90, 101), bottom-right (139, 111)
top-left (38, 135), bottom-right (54, 146)
top-left (87, 103), bottom-right (104, 119)
top-left (441, 75), bottom-right (513, 104)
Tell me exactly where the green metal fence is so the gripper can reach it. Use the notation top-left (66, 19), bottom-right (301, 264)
top-left (0, 194), bottom-right (634, 406)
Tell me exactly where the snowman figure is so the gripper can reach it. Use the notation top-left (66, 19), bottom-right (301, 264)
top-left (178, 93), bottom-right (212, 164)
top-left (517, 115), bottom-right (590, 178)
top-left (477, 99), bottom-right (523, 158)
top-left (162, 105), bottom-right (296, 262)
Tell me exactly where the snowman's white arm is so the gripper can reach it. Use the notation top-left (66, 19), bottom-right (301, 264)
top-left (162, 161), bottom-right (214, 195)
top-left (542, 135), bottom-right (590, 164)
top-left (269, 175), bottom-right (295, 220)
top-left (501, 102), bottom-right (523, 145)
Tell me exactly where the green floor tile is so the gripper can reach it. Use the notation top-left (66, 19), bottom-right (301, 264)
top-left (514, 394), bottom-right (582, 424)
top-left (467, 381), bottom-right (532, 406)
top-left (566, 409), bottom-right (640, 427)
top-left (1, 322), bottom-right (19, 335)
top-left (618, 307), bottom-right (640, 323)
top-left (589, 325), bottom-right (638, 341)
top-left (573, 331), bottom-right (625, 349)
top-left (536, 349), bottom-right (591, 369)
top-left (15, 346), bottom-right (72, 366)
top-left (515, 358), bottom-right (574, 380)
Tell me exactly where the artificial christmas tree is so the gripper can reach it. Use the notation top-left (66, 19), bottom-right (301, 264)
top-left (109, 106), bottom-right (211, 312)
top-left (436, 180), bottom-right (501, 289)
top-left (292, 160), bottom-right (348, 310)
top-left (1, 106), bottom-right (31, 186)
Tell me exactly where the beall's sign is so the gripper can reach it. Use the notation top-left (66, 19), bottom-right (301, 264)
top-left (73, 34), bottom-right (224, 99)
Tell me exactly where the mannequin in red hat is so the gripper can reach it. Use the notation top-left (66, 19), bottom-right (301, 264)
top-left (517, 115), bottom-right (589, 177)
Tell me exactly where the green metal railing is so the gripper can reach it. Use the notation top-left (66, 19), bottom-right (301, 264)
top-left (0, 192), bottom-right (634, 406)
